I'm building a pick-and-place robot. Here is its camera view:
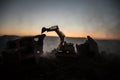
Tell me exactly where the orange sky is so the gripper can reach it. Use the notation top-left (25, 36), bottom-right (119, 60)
top-left (0, 0), bottom-right (120, 40)
top-left (0, 28), bottom-right (119, 40)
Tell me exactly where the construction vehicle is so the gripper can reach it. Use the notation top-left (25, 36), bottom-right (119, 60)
top-left (41, 26), bottom-right (99, 57)
top-left (41, 25), bottom-right (76, 57)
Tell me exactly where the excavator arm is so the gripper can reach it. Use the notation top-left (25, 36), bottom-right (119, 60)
top-left (41, 25), bottom-right (65, 48)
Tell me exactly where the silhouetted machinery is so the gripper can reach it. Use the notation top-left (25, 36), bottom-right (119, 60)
top-left (41, 25), bottom-right (99, 57)
top-left (2, 34), bottom-right (46, 64)
top-left (1, 25), bottom-right (99, 64)
top-left (42, 25), bottom-right (76, 57)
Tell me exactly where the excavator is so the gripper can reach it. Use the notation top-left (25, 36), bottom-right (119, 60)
top-left (41, 25), bottom-right (76, 56)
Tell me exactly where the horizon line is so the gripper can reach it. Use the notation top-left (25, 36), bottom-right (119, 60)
top-left (0, 34), bottom-right (120, 40)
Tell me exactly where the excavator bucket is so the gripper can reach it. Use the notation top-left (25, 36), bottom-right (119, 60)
top-left (41, 27), bottom-right (47, 33)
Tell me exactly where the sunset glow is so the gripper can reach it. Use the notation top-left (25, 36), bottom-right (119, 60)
top-left (0, 0), bottom-right (120, 40)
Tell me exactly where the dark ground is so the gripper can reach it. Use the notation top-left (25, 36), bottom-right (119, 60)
top-left (0, 53), bottom-right (120, 80)
top-left (0, 35), bottom-right (120, 80)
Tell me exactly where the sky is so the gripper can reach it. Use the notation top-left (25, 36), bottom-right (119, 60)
top-left (0, 0), bottom-right (120, 39)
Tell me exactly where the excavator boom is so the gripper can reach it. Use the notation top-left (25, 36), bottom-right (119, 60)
top-left (41, 25), bottom-right (65, 48)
